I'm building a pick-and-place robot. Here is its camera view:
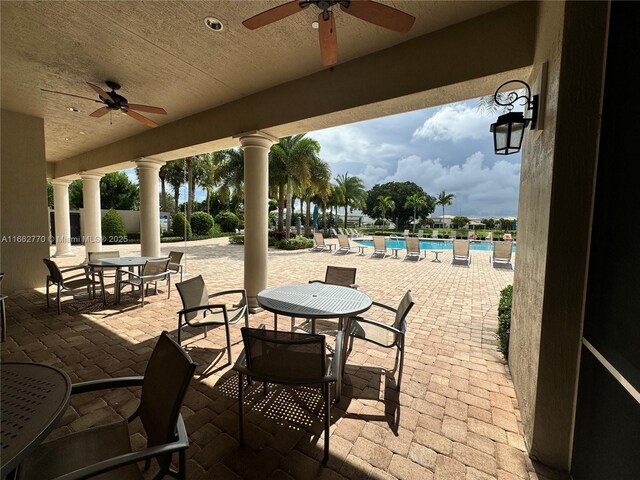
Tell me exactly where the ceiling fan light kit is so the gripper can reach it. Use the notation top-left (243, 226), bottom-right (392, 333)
top-left (41, 80), bottom-right (167, 128)
top-left (243, 0), bottom-right (415, 66)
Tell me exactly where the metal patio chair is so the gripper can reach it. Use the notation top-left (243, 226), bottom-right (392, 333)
top-left (405, 236), bottom-right (422, 261)
top-left (17, 331), bottom-right (196, 480)
top-left (168, 250), bottom-right (185, 282)
top-left (344, 290), bottom-right (414, 388)
top-left (491, 240), bottom-right (514, 269)
top-left (175, 275), bottom-right (249, 365)
top-left (233, 326), bottom-right (343, 464)
top-left (43, 258), bottom-right (101, 314)
top-left (116, 258), bottom-right (171, 307)
top-left (451, 239), bottom-right (471, 266)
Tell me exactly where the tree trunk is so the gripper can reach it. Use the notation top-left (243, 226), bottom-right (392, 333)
top-left (277, 182), bottom-right (285, 232)
top-left (186, 157), bottom-right (193, 223)
top-left (413, 207), bottom-right (417, 233)
top-left (322, 201), bottom-right (327, 231)
top-left (206, 189), bottom-right (211, 215)
top-left (285, 180), bottom-right (293, 239)
top-left (160, 177), bottom-right (166, 212)
top-left (174, 188), bottom-right (180, 213)
top-left (305, 199), bottom-right (311, 236)
top-left (344, 202), bottom-right (348, 229)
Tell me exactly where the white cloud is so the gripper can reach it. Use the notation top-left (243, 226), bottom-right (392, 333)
top-left (412, 103), bottom-right (493, 142)
top-left (382, 152), bottom-right (520, 216)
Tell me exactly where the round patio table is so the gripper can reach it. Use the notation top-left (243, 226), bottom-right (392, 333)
top-left (1, 362), bottom-right (71, 477)
top-left (87, 256), bottom-right (159, 305)
top-left (257, 283), bottom-right (372, 334)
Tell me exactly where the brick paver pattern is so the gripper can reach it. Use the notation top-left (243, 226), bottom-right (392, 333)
top-left (1, 238), bottom-right (565, 480)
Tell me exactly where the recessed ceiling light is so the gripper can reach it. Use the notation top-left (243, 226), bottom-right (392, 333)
top-left (64, 137), bottom-right (70, 141)
top-left (204, 17), bottom-right (224, 32)
top-left (79, 131), bottom-right (85, 135)
top-left (67, 107), bottom-right (79, 112)
top-left (311, 21), bottom-right (319, 29)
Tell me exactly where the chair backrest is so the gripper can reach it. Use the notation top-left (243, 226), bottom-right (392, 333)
top-left (493, 241), bottom-right (513, 261)
top-left (402, 229), bottom-right (409, 236)
top-left (87, 250), bottom-right (120, 261)
top-left (168, 251), bottom-right (184, 265)
top-left (241, 327), bottom-right (326, 381)
top-left (486, 232), bottom-right (493, 242)
top-left (417, 230), bottom-right (424, 237)
top-left (42, 258), bottom-right (63, 283)
top-left (176, 275), bottom-right (209, 322)
top-left (337, 234), bottom-right (350, 248)
top-left (406, 237), bottom-right (420, 254)
top-left (373, 235), bottom-right (387, 251)
top-left (138, 331), bottom-right (196, 448)
top-left (453, 239), bottom-right (469, 257)
top-left (431, 229), bottom-right (438, 238)
top-left (324, 266), bottom-right (357, 286)
top-left (142, 258), bottom-right (171, 277)
top-left (450, 230), bottom-right (457, 239)
top-left (313, 232), bottom-right (325, 246)
top-left (393, 290), bottom-right (415, 332)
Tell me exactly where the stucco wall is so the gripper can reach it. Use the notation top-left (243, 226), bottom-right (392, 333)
top-left (510, 0), bottom-right (609, 470)
top-left (1, 110), bottom-right (50, 292)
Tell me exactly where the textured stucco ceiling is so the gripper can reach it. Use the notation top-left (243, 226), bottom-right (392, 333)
top-left (1, 1), bottom-right (515, 163)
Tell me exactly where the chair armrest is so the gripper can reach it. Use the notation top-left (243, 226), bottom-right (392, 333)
top-left (308, 280), bottom-right (323, 284)
top-left (370, 301), bottom-right (397, 314)
top-left (348, 316), bottom-right (404, 336)
top-left (59, 265), bottom-right (89, 274)
top-left (71, 376), bottom-right (144, 394)
top-left (52, 415), bottom-right (189, 480)
top-left (208, 289), bottom-right (247, 299)
top-left (117, 269), bottom-right (141, 280)
top-left (178, 303), bottom-right (227, 316)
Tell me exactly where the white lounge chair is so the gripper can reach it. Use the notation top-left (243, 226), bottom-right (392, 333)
top-left (371, 236), bottom-right (388, 258)
top-left (402, 229), bottom-right (410, 236)
top-left (449, 230), bottom-right (457, 240)
top-left (417, 229), bottom-right (424, 238)
top-left (485, 232), bottom-right (493, 242)
top-left (405, 237), bottom-right (422, 261)
top-left (491, 240), bottom-right (513, 269)
top-left (451, 239), bottom-right (471, 266)
top-left (310, 232), bottom-right (330, 252)
top-left (431, 229), bottom-right (438, 239)
top-left (336, 234), bottom-right (357, 254)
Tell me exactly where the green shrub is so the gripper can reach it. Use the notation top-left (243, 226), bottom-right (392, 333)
top-left (215, 210), bottom-right (241, 233)
top-left (160, 236), bottom-right (185, 243)
top-left (268, 236), bottom-right (278, 247)
top-left (229, 234), bottom-right (244, 245)
top-left (101, 208), bottom-right (126, 244)
top-left (172, 212), bottom-right (192, 240)
top-left (277, 235), bottom-right (314, 250)
top-left (190, 211), bottom-right (214, 235)
top-left (496, 284), bottom-right (513, 359)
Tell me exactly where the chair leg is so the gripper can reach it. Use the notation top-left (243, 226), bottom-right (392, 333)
top-left (225, 321), bottom-right (232, 365)
top-left (56, 284), bottom-right (61, 315)
top-left (263, 381), bottom-right (268, 396)
top-left (322, 383), bottom-right (330, 464)
top-left (177, 316), bottom-right (183, 344)
top-left (140, 283), bottom-right (145, 308)
top-left (1, 298), bottom-right (6, 343)
top-left (244, 307), bottom-right (249, 328)
top-left (238, 373), bottom-right (245, 446)
top-left (177, 448), bottom-right (186, 480)
top-left (397, 339), bottom-right (405, 389)
top-left (46, 279), bottom-right (50, 309)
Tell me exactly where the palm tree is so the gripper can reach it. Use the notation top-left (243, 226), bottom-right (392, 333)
top-left (217, 148), bottom-right (245, 208)
top-left (435, 191), bottom-right (456, 229)
top-left (300, 157), bottom-right (331, 235)
top-left (194, 152), bottom-right (225, 215)
top-left (376, 195), bottom-right (395, 228)
top-left (335, 173), bottom-right (367, 229)
top-left (269, 135), bottom-right (320, 237)
top-left (404, 192), bottom-right (428, 233)
top-left (164, 160), bottom-right (186, 213)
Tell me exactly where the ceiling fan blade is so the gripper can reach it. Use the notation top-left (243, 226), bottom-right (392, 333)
top-left (319, 11), bottom-right (338, 66)
top-left (89, 106), bottom-right (110, 118)
top-left (40, 88), bottom-right (102, 103)
top-left (127, 104), bottom-right (167, 115)
top-left (243, 1), bottom-right (306, 30)
top-left (125, 109), bottom-right (158, 128)
top-left (340, 0), bottom-right (415, 33)
top-left (86, 82), bottom-right (115, 103)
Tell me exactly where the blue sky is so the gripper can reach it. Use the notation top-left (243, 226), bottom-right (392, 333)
top-left (127, 98), bottom-right (521, 218)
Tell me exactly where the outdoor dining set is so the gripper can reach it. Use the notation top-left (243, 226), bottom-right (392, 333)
top-left (1, 253), bottom-right (415, 478)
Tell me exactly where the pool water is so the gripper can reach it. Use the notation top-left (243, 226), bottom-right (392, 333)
top-left (356, 238), bottom-right (516, 252)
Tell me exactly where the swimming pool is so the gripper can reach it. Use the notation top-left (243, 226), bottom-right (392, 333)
top-left (356, 238), bottom-right (516, 252)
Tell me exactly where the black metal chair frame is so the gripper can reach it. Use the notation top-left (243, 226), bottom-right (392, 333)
top-left (175, 275), bottom-right (249, 366)
top-left (168, 251), bottom-right (184, 282)
top-left (233, 325), bottom-right (343, 464)
top-left (17, 331), bottom-right (196, 480)
top-left (43, 258), bottom-right (101, 315)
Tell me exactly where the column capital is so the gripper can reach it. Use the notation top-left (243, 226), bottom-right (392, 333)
top-left (79, 171), bottom-right (104, 181)
top-left (135, 158), bottom-right (165, 171)
top-left (235, 130), bottom-right (278, 149)
top-left (50, 178), bottom-right (73, 186)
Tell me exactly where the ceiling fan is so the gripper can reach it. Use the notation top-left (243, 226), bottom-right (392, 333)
top-left (242, 0), bottom-right (415, 66)
top-left (41, 81), bottom-right (167, 128)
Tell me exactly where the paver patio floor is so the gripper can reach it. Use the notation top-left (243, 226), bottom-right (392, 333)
top-left (1, 238), bottom-right (564, 479)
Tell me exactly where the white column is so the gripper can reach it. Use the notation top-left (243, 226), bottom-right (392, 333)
top-left (51, 179), bottom-right (74, 257)
top-left (80, 172), bottom-right (103, 255)
top-left (136, 158), bottom-right (164, 257)
top-left (238, 132), bottom-right (276, 311)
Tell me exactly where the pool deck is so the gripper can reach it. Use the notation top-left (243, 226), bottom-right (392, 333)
top-left (1, 237), bottom-right (565, 479)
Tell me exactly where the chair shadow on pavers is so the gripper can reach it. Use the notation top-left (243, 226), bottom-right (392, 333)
top-left (211, 365), bottom-right (353, 474)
